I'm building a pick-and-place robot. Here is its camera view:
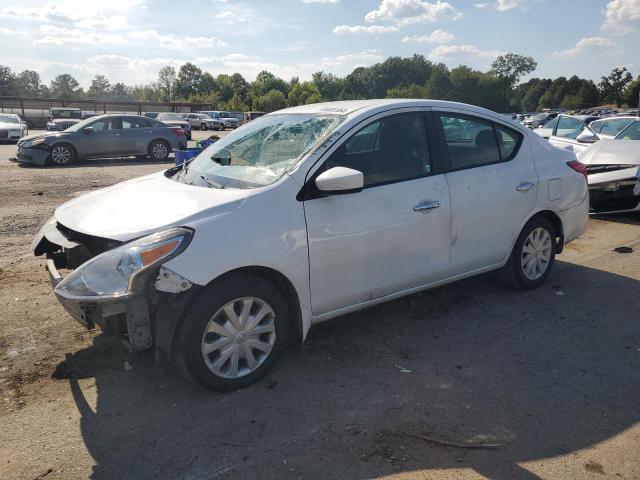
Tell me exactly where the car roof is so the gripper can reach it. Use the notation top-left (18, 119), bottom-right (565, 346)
top-left (276, 99), bottom-right (526, 132)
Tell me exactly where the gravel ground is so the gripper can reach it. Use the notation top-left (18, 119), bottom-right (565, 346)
top-left (0, 132), bottom-right (639, 480)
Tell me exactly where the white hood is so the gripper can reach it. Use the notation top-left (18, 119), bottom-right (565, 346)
top-left (577, 139), bottom-right (640, 166)
top-left (54, 171), bottom-right (249, 242)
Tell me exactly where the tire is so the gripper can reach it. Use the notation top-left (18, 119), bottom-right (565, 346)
top-left (48, 143), bottom-right (76, 166)
top-left (500, 216), bottom-right (556, 289)
top-left (201, 123), bottom-right (207, 131)
top-left (175, 272), bottom-right (290, 391)
top-left (148, 140), bottom-right (170, 161)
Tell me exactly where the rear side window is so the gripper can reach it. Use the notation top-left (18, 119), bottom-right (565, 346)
top-left (437, 113), bottom-right (522, 170)
top-left (323, 112), bottom-right (431, 187)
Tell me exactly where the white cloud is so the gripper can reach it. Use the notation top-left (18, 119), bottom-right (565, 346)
top-left (33, 25), bottom-right (226, 49)
top-left (364, 0), bottom-right (462, 26)
top-left (602, 0), bottom-right (640, 33)
top-left (552, 36), bottom-right (615, 57)
top-left (333, 24), bottom-right (399, 34)
top-left (473, 3), bottom-right (490, 8)
top-left (302, 0), bottom-right (339, 3)
top-left (0, 27), bottom-right (27, 36)
top-left (401, 29), bottom-right (454, 43)
top-left (494, 0), bottom-right (526, 11)
top-left (428, 44), bottom-right (504, 61)
top-left (216, 11), bottom-right (234, 18)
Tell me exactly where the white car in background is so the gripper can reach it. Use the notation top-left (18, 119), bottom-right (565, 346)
top-left (198, 110), bottom-right (240, 129)
top-left (535, 114), bottom-right (600, 154)
top-left (589, 116), bottom-right (638, 140)
top-left (578, 119), bottom-right (640, 214)
top-left (0, 113), bottom-right (28, 142)
top-left (183, 113), bottom-right (223, 131)
top-left (32, 99), bottom-right (588, 391)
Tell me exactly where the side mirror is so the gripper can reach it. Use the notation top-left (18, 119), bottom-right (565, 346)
top-left (83, 127), bottom-right (94, 135)
top-left (576, 130), bottom-right (598, 143)
top-left (315, 167), bottom-right (364, 194)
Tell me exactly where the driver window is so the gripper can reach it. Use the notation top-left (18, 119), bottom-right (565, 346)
top-left (323, 112), bottom-right (431, 187)
top-left (556, 117), bottom-right (585, 139)
top-left (90, 119), bottom-right (111, 132)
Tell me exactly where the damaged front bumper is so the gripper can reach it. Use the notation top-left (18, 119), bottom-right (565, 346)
top-left (588, 166), bottom-right (640, 214)
top-left (16, 146), bottom-right (50, 166)
top-left (33, 219), bottom-right (194, 354)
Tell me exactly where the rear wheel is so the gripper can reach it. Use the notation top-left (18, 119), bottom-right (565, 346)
top-left (148, 140), bottom-right (170, 161)
top-left (500, 216), bottom-right (556, 289)
top-left (49, 143), bottom-right (76, 166)
top-left (175, 273), bottom-right (289, 391)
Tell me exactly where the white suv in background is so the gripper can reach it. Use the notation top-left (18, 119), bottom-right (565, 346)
top-left (33, 99), bottom-right (588, 391)
top-left (198, 111), bottom-right (240, 129)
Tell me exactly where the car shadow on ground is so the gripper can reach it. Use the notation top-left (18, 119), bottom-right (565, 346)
top-left (592, 213), bottom-right (640, 226)
top-left (52, 260), bottom-right (640, 480)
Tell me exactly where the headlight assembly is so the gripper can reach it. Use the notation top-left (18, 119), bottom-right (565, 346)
top-left (55, 227), bottom-right (193, 300)
top-left (21, 137), bottom-right (47, 149)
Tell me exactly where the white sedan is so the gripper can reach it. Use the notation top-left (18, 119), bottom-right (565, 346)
top-left (0, 113), bottom-right (28, 142)
top-left (32, 99), bottom-right (588, 390)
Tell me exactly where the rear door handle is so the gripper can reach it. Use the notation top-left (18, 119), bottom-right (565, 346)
top-left (413, 200), bottom-right (441, 212)
top-left (516, 182), bottom-right (535, 192)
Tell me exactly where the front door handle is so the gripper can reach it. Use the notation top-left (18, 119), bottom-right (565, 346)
top-left (516, 182), bottom-right (535, 192)
top-left (111, 133), bottom-right (120, 137)
top-left (413, 200), bottom-right (441, 212)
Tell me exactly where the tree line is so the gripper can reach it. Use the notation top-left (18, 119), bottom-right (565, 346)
top-left (0, 54), bottom-right (638, 113)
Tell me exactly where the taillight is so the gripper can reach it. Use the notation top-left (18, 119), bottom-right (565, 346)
top-left (174, 128), bottom-right (185, 136)
top-left (567, 160), bottom-right (588, 180)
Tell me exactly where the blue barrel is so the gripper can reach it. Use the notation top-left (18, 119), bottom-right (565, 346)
top-left (174, 147), bottom-right (202, 166)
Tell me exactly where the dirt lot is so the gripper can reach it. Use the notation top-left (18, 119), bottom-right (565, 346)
top-left (0, 133), bottom-right (639, 480)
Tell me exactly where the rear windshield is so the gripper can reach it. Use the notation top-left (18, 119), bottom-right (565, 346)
top-left (0, 115), bottom-right (19, 123)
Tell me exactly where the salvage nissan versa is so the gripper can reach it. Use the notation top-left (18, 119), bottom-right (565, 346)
top-left (32, 99), bottom-right (589, 391)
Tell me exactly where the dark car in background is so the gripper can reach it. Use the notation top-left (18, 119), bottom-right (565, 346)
top-left (17, 114), bottom-right (187, 166)
top-left (46, 108), bottom-right (82, 131)
top-left (156, 113), bottom-right (192, 140)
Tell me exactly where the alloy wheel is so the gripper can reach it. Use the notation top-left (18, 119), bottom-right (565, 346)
top-left (51, 145), bottom-right (71, 164)
top-left (152, 142), bottom-right (168, 159)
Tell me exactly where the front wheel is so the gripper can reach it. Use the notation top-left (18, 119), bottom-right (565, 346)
top-left (175, 273), bottom-right (289, 391)
top-left (148, 140), bottom-right (170, 161)
top-left (500, 216), bottom-right (556, 289)
top-left (49, 143), bottom-right (76, 166)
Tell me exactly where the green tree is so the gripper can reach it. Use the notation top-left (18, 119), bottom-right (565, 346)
top-left (386, 84), bottom-right (427, 98)
top-left (0, 65), bottom-right (16, 96)
top-left (599, 67), bottom-right (633, 107)
top-left (424, 64), bottom-right (453, 99)
top-left (287, 81), bottom-right (322, 106)
top-left (174, 63), bottom-right (204, 99)
top-left (87, 74), bottom-right (111, 97)
top-left (623, 76), bottom-right (640, 108)
top-left (230, 73), bottom-right (250, 105)
top-left (227, 94), bottom-right (249, 112)
top-left (200, 72), bottom-right (217, 96)
top-left (250, 71), bottom-right (289, 101)
top-left (254, 89), bottom-right (288, 112)
top-left (157, 66), bottom-right (177, 102)
top-left (490, 53), bottom-right (537, 88)
top-left (110, 82), bottom-right (130, 98)
top-left (216, 74), bottom-right (234, 102)
top-left (311, 72), bottom-right (343, 101)
top-left (16, 70), bottom-right (41, 96)
top-left (49, 73), bottom-right (82, 98)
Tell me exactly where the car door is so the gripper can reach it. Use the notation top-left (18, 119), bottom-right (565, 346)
top-left (303, 110), bottom-right (451, 315)
top-left (434, 110), bottom-right (538, 275)
top-left (83, 118), bottom-right (121, 157)
top-left (548, 116), bottom-right (595, 153)
top-left (120, 117), bottom-right (153, 155)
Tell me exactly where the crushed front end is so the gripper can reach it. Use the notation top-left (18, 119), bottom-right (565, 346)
top-left (32, 218), bottom-right (194, 353)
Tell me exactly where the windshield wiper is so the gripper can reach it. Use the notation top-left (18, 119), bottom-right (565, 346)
top-left (200, 174), bottom-right (225, 189)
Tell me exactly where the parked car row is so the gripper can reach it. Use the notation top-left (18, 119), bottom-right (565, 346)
top-left (534, 114), bottom-right (640, 214)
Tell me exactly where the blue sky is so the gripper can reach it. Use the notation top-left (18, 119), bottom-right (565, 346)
top-left (0, 0), bottom-right (638, 88)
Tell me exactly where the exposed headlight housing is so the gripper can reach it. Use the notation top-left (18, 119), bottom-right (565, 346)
top-left (55, 227), bottom-right (193, 300)
top-left (21, 137), bottom-right (47, 149)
